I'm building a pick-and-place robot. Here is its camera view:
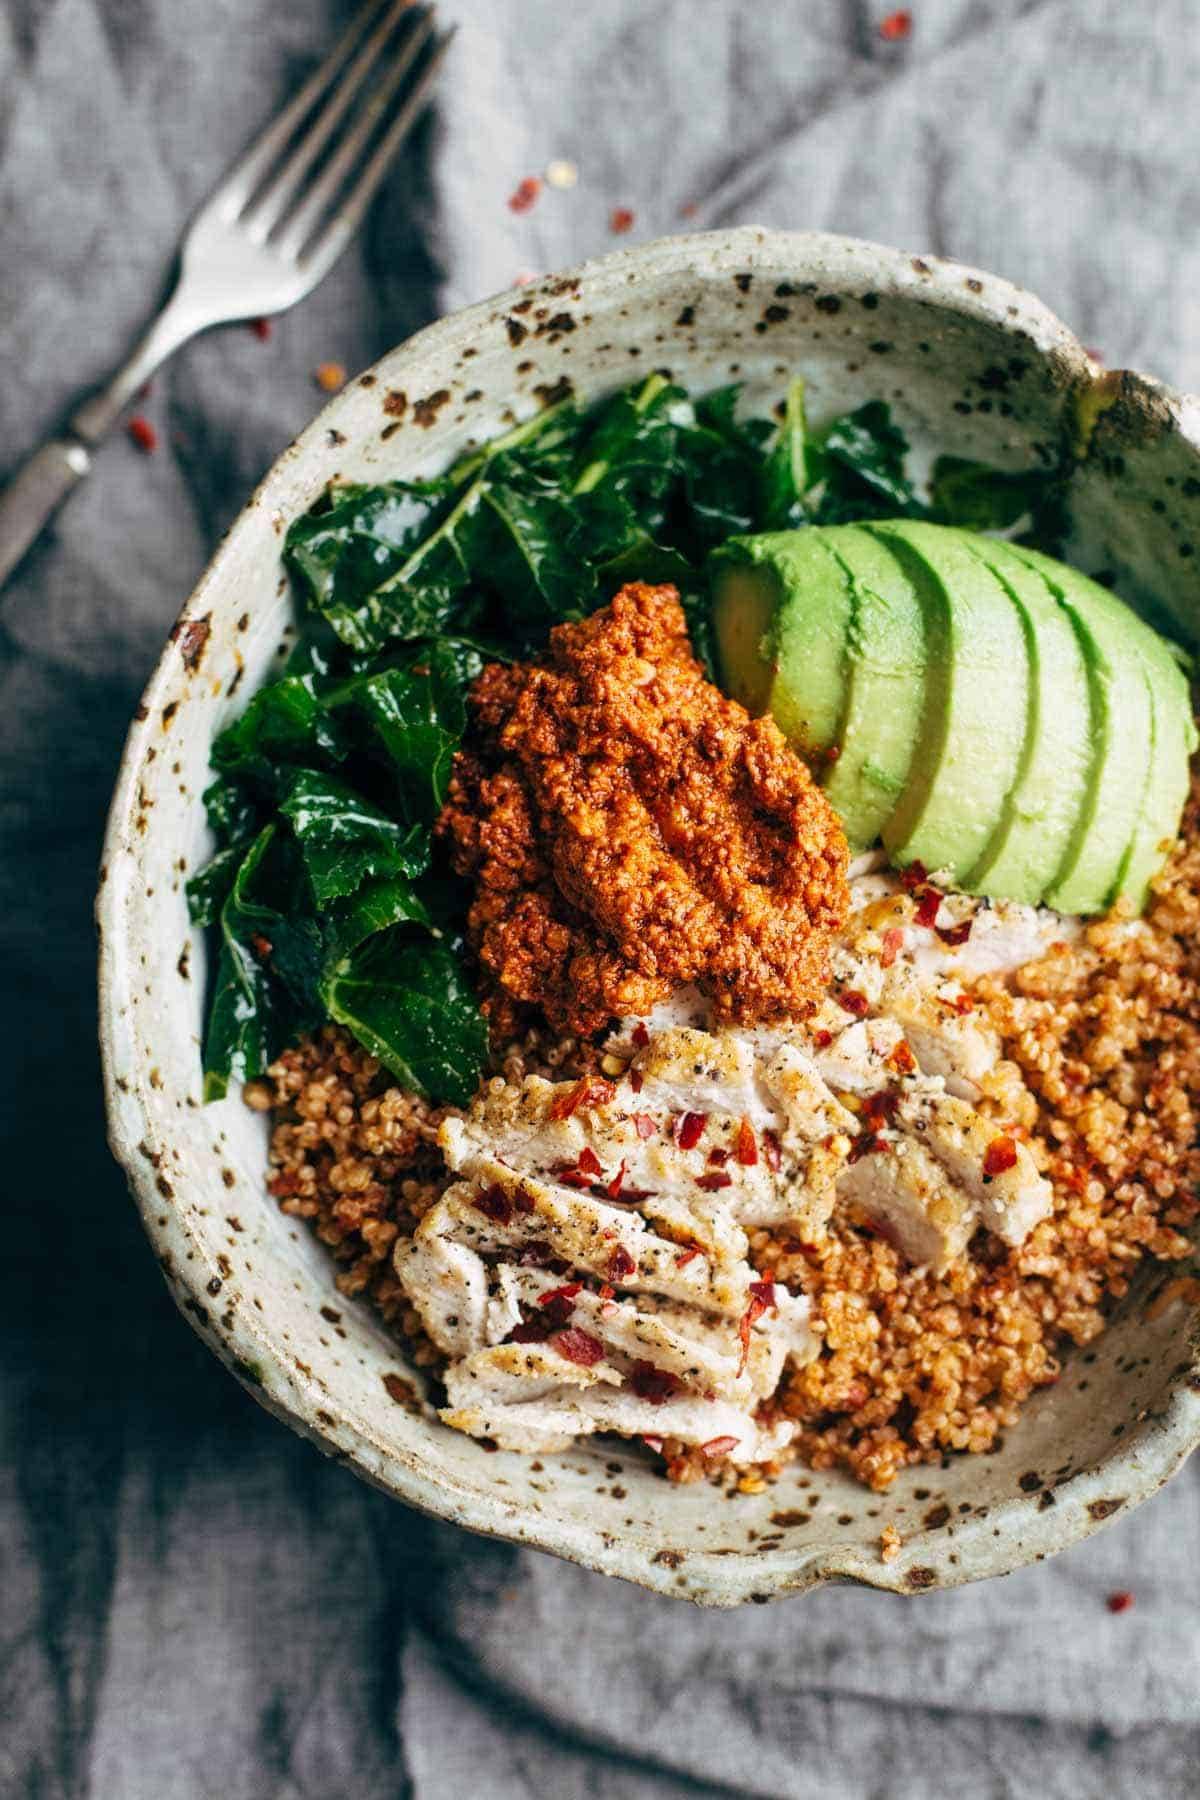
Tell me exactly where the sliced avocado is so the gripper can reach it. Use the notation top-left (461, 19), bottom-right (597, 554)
top-left (960, 536), bottom-right (1094, 903)
top-left (711, 531), bottom-right (854, 753)
top-left (1009, 544), bottom-right (1195, 911)
top-left (816, 525), bottom-right (927, 850)
top-left (865, 521), bottom-right (1030, 883)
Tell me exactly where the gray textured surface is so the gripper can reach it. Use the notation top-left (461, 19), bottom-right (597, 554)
top-left (2, 2), bottom-right (1198, 1795)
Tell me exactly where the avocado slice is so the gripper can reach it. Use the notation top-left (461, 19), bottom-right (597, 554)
top-left (960, 536), bottom-right (1095, 903)
top-left (815, 525), bottom-right (927, 850)
top-left (1009, 544), bottom-right (1195, 911)
top-left (864, 521), bottom-right (1031, 883)
top-left (712, 531), bottom-right (854, 753)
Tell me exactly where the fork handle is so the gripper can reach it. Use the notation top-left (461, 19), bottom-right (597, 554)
top-left (0, 437), bottom-right (93, 590)
top-left (0, 287), bottom-right (198, 592)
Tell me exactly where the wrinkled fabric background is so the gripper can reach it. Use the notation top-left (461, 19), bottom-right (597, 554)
top-left (2, 1), bottom-right (1199, 1794)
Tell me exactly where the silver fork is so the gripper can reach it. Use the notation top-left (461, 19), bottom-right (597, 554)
top-left (0, 0), bottom-right (455, 591)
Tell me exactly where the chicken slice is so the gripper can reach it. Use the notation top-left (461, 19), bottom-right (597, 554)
top-left (898, 1088), bottom-right (1051, 1244)
top-left (441, 1343), bottom-right (794, 1462)
top-left (837, 1136), bottom-right (976, 1271)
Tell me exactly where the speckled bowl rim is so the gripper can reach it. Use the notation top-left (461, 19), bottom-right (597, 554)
top-left (98, 228), bottom-right (1200, 1603)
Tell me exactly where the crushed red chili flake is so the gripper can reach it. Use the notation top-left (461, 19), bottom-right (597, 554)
top-left (674, 1244), bottom-right (702, 1267)
top-left (634, 1114), bottom-right (657, 1139)
top-left (675, 1111), bottom-right (707, 1150)
top-left (738, 1280), bottom-right (777, 1372)
top-left (848, 1131), bottom-right (889, 1164)
top-left (707, 1147), bottom-right (730, 1167)
top-left (250, 932), bottom-right (273, 960)
top-left (697, 1171), bottom-right (733, 1191)
top-left (608, 1244), bottom-right (637, 1281)
top-left (914, 886), bottom-right (943, 927)
top-left (609, 206), bottom-right (635, 234)
top-left (629, 1071), bottom-right (644, 1094)
top-left (952, 993), bottom-right (976, 1015)
top-left (813, 1029), bottom-right (834, 1049)
top-left (576, 1146), bottom-right (603, 1176)
top-left (512, 1187), bottom-right (535, 1214)
top-left (598, 1282), bottom-right (615, 1301)
top-left (606, 1159), bottom-right (628, 1199)
top-left (762, 1130), bottom-right (782, 1173)
top-left (250, 316), bottom-right (272, 340)
top-left (550, 1077), bottom-right (615, 1121)
top-left (880, 926), bottom-right (906, 968)
top-left (510, 1319), bottom-right (549, 1343)
top-left (629, 1360), bottom-right (679, 1402)
top-left (838, 989), bottom-right (870, 1017)
top-left (508, 176), bottom-right (542, 213)
top-left (127, 415), bottom-right (158, 453)
top-left (642, 1433), bottom-right (665, 1452)
top-left (631, 1021), bottom-right (650, 1048)
top-left (700, 1435), bottom-right (740, 1458)
top-left (474, 1184), bottom-right (512, 1223)
top-left (862, 1089), bottom-right (900, 1129)
top-left (538, 1281), bottom-right (582, 1309)
top-left (553, 1327), bottom-right (605, 1366)
top-left (899, 859), bottom-right (929, 891)
top-left (983, 1135), bottom-right (1019, 1177)
top-left (736, 1118), bottom-right (758, 1166)
top-left (1106, 1590), bottom-right (1135, 1614)
top-left (888, 1038), bottom-right (918, 1075)
top-left (936, 918), bottom-right (974, 947)
top-left (518, 1240), bottom-right (558, 1268)
top-left (879, 8), bottom-right (912, 40)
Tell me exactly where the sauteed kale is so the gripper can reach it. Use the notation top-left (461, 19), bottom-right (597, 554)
top-left (189, 373), bottom-right (1061, 1105)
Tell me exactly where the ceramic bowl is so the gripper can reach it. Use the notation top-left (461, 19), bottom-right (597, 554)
top-left (99, 228), bottom-right (1200, 1604)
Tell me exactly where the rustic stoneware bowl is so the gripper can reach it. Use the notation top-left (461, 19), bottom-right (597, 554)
top-left (99, 228), bottom-right (1200, 1603)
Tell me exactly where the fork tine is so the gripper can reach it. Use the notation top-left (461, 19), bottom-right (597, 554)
top-left (272, 9), bottom-right (439, 262)
top-left (242, 0), bottom-right (417, 243)
top-left (301, 29), bottom-right (457, 277)
top-left (208, 0), bottom-right (394, 221)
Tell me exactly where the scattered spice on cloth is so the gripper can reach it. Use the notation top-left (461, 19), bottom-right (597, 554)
top-left (609, 206), bottom-right (635, 233)
top-left (879, 9), bottom-right (913, 40)
top-left (508, 176), bottom-right (541, 213)
top-left (314, 361), bottom-right (346, 392)
top-left (127, 414), bottom-right (158, 452)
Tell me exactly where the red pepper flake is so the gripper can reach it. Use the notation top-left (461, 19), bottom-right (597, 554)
top-left (550, 1077), bottom-right (616, 1121)
top-left (914, 886), bottom-right (943, 927)
top-left (314, 361), bottom-right (346, 393)
top-left (738, 1280), bottom-right (777, 1372)
top-left (629, 1071), bottom-right (643, 1094)
top-left (555, 1165), bottom-right (591, 1188)
top-left (936, 918), bottom-right (974, 947)
top-left (609, 206), bottom-right (635, 234)
top-left (675, 1111), bottom-right (707, 1150)
top-left (642, 1433), bottom-right (665, 1453)
top-left (510, 1319), bottom-right (550, 1343)
top-left (508, 176), bottom-right (542, 214)
top-left (249, 932), bottom-right (273, 960)
top-left (127, 414), bottom-right (158, 453)
top-left (606, 1159), bottom-right (628, 1200)
top-left (761, 1130), bottom-right (782, 1173)
top-left (735, 1119), bottom-right (758, 1167)
top-left (1106, 1590), bottom-right (1135, 1614)
top-left (952, 994), bottom-right (976, 1016)
top-left (474, 1184), bottom-right (513, 1224)
top-left (888, 1039), bottom-right (917, 1075)
top-left (697, 1171), bottom-right (733, 1191)
top-left (631, 1021), bottom-right (650, 1048)
top-left (862, 1088), bottom-right (900, 1129)
top-left (538, 1281), bottom-right (582, 1309)
top-left (899, 859), bottom-right (930, 891)
top-left (674, 1244), bottom-right (702, 1267)
top-left (848, 1131), bottom-right (889, 1164)
top-left (879, 9), bottom-right (912, 41)
top-left (983, 1135), bottom-right (1019, 1178)
top-left (249, 316), bottom-right (272, 341)
top-left (813, 1029), bottom-right (834, 1049)
top-left (880, 926), bottom-right (906, 968)
top-left (838, 989), bottom-right (870, 1018)
top-left (634, 1114), bottom-right (657, 1140)
top-left (512, 1187), bottom-right (535, 1215)
top-left (629, 1360), bottom-right (679, 1403)
top-left (700, 1435), bottom-right (740, 1459)
top-left (553, 1326), bottom-right (605, 1367)
top-left (576, 1146), bottom-right (602, 1176)
top-left (707, 1147), bottom-right (730, 1167)
top-left (608, 1244), bottom-right (637, 1281)
top-left (679, 201), bottom-right (698, 219)
top-left (598, 1282), bottom-right (615, 1301)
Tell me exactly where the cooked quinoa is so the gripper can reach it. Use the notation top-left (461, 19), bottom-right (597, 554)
top-left (258, 784), bottom-right (1200, 1491)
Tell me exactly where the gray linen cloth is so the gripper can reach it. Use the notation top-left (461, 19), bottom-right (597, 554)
top-left (2, 1), bottom-right (1198, 1794)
